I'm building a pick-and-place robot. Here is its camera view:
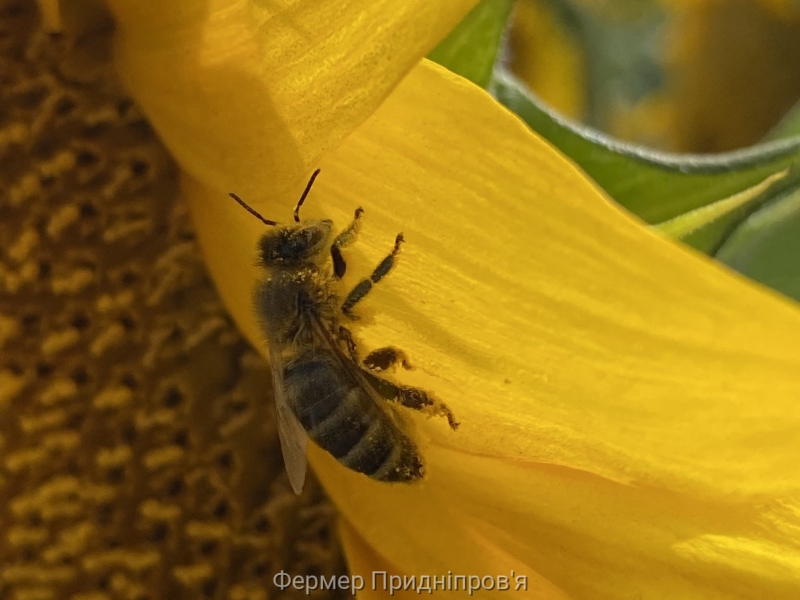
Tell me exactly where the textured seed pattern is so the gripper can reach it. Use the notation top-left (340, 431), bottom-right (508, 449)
top-left (0, 2), bottom-right (347, 598)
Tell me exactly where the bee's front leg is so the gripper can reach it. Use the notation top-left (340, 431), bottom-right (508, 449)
top-left (330, 207), bottom-right (364, 279)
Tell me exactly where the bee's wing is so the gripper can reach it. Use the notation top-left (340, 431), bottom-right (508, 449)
top-left (307, 315), bottom-right (391, 411)
top-left (268, 343), bottom-right (309, 495)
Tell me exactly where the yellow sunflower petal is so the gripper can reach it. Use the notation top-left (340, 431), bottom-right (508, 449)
top-left (183, 57), bottom-right (800, 597)
top-left (104, 0), bottom-right (478, 197)
top-left (338, 518), bottom-right (566, 598)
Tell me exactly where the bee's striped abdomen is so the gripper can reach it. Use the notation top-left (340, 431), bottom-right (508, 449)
top-left (283, 355), bottom-right (423, 482)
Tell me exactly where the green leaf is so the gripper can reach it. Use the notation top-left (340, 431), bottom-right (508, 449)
top-left (428, 0), bottom-right (515, 88)
top-left (653, 170), bottom-right (792, 254)
top-left (489, 70), bottom-right (800, 224)
top-left (716, 184), bottom-right (800, 303)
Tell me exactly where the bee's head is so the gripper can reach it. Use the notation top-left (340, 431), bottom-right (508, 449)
top-left (228, 169), bottom-right (333, 268)
top-left (258, 221), bottom-right (332, 267)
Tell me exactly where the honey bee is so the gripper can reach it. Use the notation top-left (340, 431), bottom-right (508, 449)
top-left (229, 170), bottom-right (458, 494)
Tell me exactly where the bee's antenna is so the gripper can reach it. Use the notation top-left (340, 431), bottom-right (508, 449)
top-left (294, 168), bottom-right (321, 223)
top-left (228, 193), bottom-right (278, 227)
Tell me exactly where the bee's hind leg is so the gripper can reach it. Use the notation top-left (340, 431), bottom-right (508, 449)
top-left (358, 367), bottom-right (459, 431)
top-left (337, 325), bottom-right (360, 362)
top-left (330, 207), bottom-right (364, 279)
top-left (338, 326), bottom-right (458, 430)
top-left (341, 233), bottom-right (404, 318)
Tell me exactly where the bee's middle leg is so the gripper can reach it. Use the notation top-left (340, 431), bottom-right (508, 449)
top-left (330, 207), bottom-right (364, 279)
top-left (341, 233), bottom-right (404, 318)
top-left (363, 346), bottom-right (411, 372)
top-left (337, 328), bottom-right (410, 374)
